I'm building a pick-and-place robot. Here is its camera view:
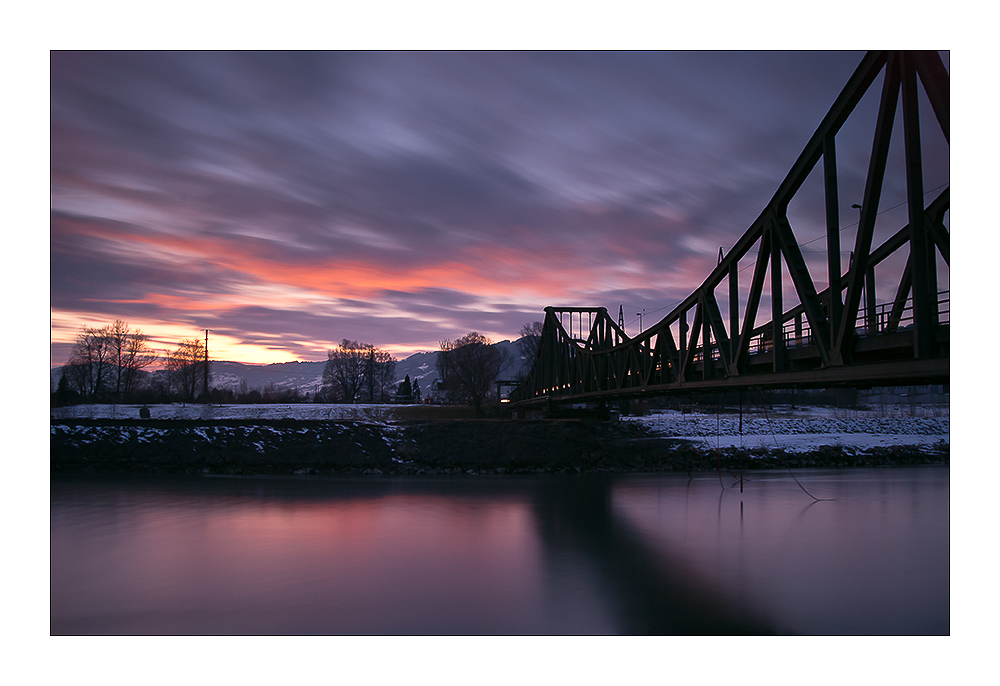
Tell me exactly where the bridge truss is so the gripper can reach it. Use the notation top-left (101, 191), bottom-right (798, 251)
top-left (510, 51), bottom-right (949, 409)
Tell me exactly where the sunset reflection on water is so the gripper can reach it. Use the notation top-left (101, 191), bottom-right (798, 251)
top-left (51, 469), bottom-right (948, 635)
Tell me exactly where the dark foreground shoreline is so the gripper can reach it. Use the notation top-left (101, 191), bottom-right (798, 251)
top-left (50, 418), bottom-right (949, 476)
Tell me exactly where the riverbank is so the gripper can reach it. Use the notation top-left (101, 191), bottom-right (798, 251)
top-left (50, 417), bottom-right (948, 475)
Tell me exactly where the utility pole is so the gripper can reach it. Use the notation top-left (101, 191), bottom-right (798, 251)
top-left (368, 347), bottom-right (375, 403)
top-left (204, 329), bottom-right (210, 402)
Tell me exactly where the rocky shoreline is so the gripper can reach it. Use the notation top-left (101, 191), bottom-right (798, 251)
top-left (50, 418), bottom-right (949, 476)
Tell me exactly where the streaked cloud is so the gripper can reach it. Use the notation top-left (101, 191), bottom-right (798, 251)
top-left (54, 50), bottom-right (939, 366)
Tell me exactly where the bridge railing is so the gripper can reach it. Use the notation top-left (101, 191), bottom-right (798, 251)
top-left (744, 287), bottom-right (949, 353)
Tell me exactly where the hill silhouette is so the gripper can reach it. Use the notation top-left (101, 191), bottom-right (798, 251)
top-left (52, 338), bottom-right (534, 396)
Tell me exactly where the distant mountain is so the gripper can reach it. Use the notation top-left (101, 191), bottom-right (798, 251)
top-left (214, 339), bottom-right (533, 396)
top-left (392, 351), bottom-right (439, 389)
top-left (209, 360), bottom-right (328, 394)
top-left (52, 338), bottom-right (536, 395)
top-left (394, 339), bottom-right (532, 390)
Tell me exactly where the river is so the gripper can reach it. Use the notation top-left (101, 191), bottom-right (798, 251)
top-left (50, 466), bottom-right (948, 635)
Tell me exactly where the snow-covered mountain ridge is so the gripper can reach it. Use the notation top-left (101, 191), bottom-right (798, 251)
top-left (208, 339), bottom-right (529, 394)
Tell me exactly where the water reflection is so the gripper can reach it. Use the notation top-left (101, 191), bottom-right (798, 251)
top-left (610, 468), bottom-right (949, 635)
top-left (532, 476), bottom-right (776, 633)
top-left (51, 468), bottom-right (948, 635)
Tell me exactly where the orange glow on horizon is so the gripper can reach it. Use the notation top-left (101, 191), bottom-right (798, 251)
top-left (52, 308), bottom-right (479, 368)
top-left (51, 310), bottom-right (300, 367)
top-left (52, 218), bottom-right (714, 368)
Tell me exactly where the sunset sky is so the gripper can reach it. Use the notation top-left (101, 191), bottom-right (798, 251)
top-left (50, 49), bottom-right (950, 367)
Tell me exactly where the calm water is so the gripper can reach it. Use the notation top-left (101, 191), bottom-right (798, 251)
top-left (50, 467), bottom-right (949, 635)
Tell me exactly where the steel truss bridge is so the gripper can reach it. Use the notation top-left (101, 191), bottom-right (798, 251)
top-left (510, 51), bottom-right (949, 410)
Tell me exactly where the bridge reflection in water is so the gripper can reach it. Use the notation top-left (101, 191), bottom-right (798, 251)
top-left (532, 475), bottom-right (776, 634)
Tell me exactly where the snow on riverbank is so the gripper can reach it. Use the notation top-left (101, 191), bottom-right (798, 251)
top-left (50, 403), bottom-right (408, 424)
top-left (624, 405), bottom-right (949, 453)
top-left (50, 402), bottom-right (949, 454)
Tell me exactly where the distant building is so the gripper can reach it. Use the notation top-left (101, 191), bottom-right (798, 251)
top-left (427, 378), bottom-right (451, 404)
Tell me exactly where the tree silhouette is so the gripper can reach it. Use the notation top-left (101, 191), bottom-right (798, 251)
top-left (166, 338), bottom-right (207, 402)
top-left (67, 325), bottom-right (113, 402)
top-left (370, 348), bottom-right (397, 402)
top-left (323, 340), bottom-right (396, 403)
top-left (398, 374), bottom-right (413, 403)
top-left (107, 319), bottom-right (157, 401)
top-left (63, 319), bottom-right (160, 403)
top-left (437, 332), bottom-right (511, 416)
top-left (517, 320), bottom-right (543, 377)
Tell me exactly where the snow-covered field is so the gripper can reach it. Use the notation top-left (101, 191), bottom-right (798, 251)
top-left (51, 402), bottom-right (949, 454)
top-left (623, 405), bottom-right (949, 453)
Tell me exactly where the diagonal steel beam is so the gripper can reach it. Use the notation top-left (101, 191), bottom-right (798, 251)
top-left (835, 53), bottom-right (901, 362)
top-left (887, 253), bottom-right (912, 333)
top-left (733, 228), bottom-right (771, 374)
top-left (927, 217), bottom-right (950, 265)
top-left (702, 291), bottom-right (732, 374)
top-left (682, 305), bottom-right (703, 382)
top-left (773, 51), bottom-right (888, 211)
top-left (772, 214), bottom-right (832, 366)
top-left (771, 220), bottom-right (785, 372)
top-left (913, 50), bottom-right (949, 143)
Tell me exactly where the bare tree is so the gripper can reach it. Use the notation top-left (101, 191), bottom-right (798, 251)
top-left (106, 319), bottom-right (158, 401)
top-left (323, 340), bottom-right (397, 403)
top-left (323, 340), bottom-right (369, 403)
top-left (166, 338), bottom-right (206, 402)
top-left (67, 325), bottom-right (113, 402)
top-left (64, 320), bottom-right (159, 403)
top-left (516, 320), bottom-right (544, 377)
top-left (120, 323), bottom-right (158, 400)
top-left (371, 348), bottom-right (397, 402)
top-left (437, 332), bottom-right (511, 416)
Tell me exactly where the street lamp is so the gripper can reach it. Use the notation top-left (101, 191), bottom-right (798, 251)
top-left (851, 203), bottom-right (876, 334)
top-left (636, 309), bottom-right (644, 333)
